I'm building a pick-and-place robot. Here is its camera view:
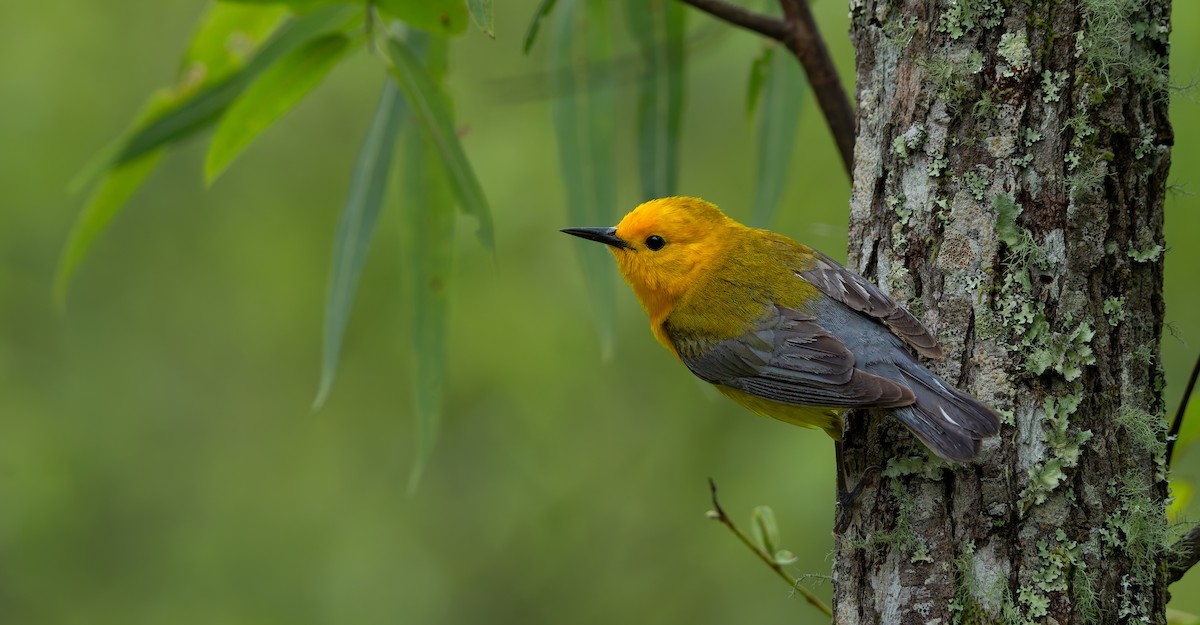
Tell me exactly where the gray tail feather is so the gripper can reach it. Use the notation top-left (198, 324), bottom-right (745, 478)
top-left (890, 358), bottom-right (1001, 462)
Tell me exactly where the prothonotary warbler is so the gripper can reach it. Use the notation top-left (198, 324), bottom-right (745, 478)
top-left (562, 196), bottom-right (1000, 462)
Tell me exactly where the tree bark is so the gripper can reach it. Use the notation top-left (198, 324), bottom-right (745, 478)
top-left (834, 1), bottom-right (1173, 623)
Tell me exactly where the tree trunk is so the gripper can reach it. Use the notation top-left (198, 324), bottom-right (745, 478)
top-left (834, 1), bottom-right (1173, 622)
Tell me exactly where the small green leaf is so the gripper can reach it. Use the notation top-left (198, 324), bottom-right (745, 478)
top-left (375, 0), bottom-right (468, 35)
top-left (773, 549), bottom-right (797, 565)
top-left (384, 34), bottom-right (494, 250)
top-left (626, 0), bottom-right (685, 199)
top-left (550, 0), bottom-right (617, 356)
top-left (206, 33), bottom-right (356, 183)
top-left (522, 0), bottom-right (558, 53)
top-left (745, 45), bottom-right (773, 121)
top-left (751, 505), bottom-right (781, 554)
top-left (55, 151), bottom-right (166, 308)
top-left (749, 43), bottom-right (804, 227)
top-left (314, 79), bottom-right (408, 410)
top-left (467, 0), bottom-right (494, 37)
top-left (400, 35), bottom-right (455, 490)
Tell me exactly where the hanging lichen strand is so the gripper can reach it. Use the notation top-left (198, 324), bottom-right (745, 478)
top-left (835, 0), bottom-right (1171, 622)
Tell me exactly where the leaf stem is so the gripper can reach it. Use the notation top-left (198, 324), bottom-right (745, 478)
top-left (707, 479), bottom-right (833, 618)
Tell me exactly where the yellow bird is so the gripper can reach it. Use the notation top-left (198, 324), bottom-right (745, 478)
top-left (562, 197), bottom-right (999, 462)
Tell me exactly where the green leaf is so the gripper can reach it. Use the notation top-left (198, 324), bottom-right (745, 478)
top-left (745, 45), bottom-right (773, 121)
top-left (179, 2), bottom-right (289, 93)
top-left (626, 0), bottom-right (685, 199)
top-left (749, 42), bottom-right (804, 228)
top-left (400, 45), bottom-right (456, 492)
top-left (206, 33), bottom-right (356, 183)
top-left (114, 4), bottom-right (361, 168)
top-left (549, 0), bottom-right (617, 356)
top-left (467, 0), bottom-right (494, 37)
top-left (522, 0), bottom-right (558, 53)
top-left (375, 0), bottom-right (468, 35)
top-left (55, 151), bottom-right (166, 308)
top-left (751, 505), bottom-right (781, 555)
top-left (313, 79), bottom-right (408, 410)
top-left (61, 5), bottom-right (360, 304)
top-left (384, 34), bottom-right (494, 250)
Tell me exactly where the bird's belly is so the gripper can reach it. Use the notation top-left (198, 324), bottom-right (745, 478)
top-left (715, 385), bottom-right (843, 439)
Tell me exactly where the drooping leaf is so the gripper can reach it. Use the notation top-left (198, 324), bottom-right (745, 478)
top-left (745, 45), bottom-right (773, 121)
top-left (522, 0), bottom-right (558, 54)
top-left (375, 0), bottom-right (468, 36)
top-left (749, 42), bottom-right (804, 227)
top-left (206, 33), bottom-right (356, 183)
top-left (549, 0), bottom-right (617, 356)
top-left (626, 0), bottom-right (685, 200)
top-left (114, 4), bottom-right (361, 168)
top-left (55, 151), bottom-right (166, 308)
top-left (467, 0), bottom-right (494, 37)
top-left (384, 34), bottom-right (494, 250)
top-left (61, 5), bottom-right (360, 304)
top-left (313, 79), bottom-right (408, 410)
top-left (399, 34), bottom-right (455, 493)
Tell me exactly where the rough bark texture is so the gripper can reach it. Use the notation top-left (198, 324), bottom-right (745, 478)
top-left (834, 1), bottom-right (1172, 623)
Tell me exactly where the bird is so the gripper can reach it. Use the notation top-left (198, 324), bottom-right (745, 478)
top-left (561, 196), bottom-right (1000, 463)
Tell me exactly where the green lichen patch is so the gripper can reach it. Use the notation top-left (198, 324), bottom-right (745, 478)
top-left (997, 32), bottom-right (1031, 78)
top-left (1128, 244), bottom-right (1164, 263)
top-left (1103, 296), bottom-right (1127, 326)
top-left (917, 50), bottom-right (983, 112)
top-left (1099, 471), bottom-right (1170, 622)
top-left (936, 0), bottom-right (1005, 40)
top-left (1019, 385), bottom-right (1093, 511)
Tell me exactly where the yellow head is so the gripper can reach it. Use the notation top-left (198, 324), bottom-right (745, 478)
top-left (561, 197), bottom-right (741, 320)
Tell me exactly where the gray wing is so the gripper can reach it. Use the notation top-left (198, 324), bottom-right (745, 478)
top-left (672, 305), bottom-right (916, 408)
top-left (797, 251), bottom-right (944, 359)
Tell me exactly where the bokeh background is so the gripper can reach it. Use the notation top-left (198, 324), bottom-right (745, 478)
top-left (2, 1), bottom-right (1198, 623)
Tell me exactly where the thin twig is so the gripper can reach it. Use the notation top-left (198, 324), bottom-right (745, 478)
top-left (1166, 352), bottom-right (1200, 466)
top-left (678, 0), bottom-right (788, 41)
top-left (677, 0), bottom-right (856, 176)
top-left (1168, 524), bottom-right (1200, 584)
top-left (707, 479), bottom-right (833, 618)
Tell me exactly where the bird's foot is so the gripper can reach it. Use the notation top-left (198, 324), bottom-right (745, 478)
top-left (834, 465), bottom-right (881, 535)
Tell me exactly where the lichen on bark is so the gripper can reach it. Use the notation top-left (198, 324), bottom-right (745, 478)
top-left (835, 1), bottom-right (1172, 622)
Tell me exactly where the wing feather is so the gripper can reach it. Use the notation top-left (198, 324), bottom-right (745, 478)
top-left (797, 251), bottom-right (944, 359)
top-left (671, 305), bottom-right (916, 409)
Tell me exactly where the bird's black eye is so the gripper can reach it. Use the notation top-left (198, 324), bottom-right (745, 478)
top-left (645, 235), bottom-right (665, 251)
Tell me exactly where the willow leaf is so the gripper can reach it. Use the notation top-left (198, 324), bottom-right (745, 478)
top-left (207, 33), bottom-right (355, 184)
top-left (384, 34), bottom-right (493, 250)
top-left (114, 4), bottom-right (360, 168)
top-left (375, 0), bottom-right (468, 36)
top-left (55, 151), bottom-right (165, 308)
top-left (313, 79), bottom-right (408, 410)
top-left (521, 0), bottom-right (558, 53)
top-left (549, 0), bottom-right (617, 356)
top-left (626, 0), bottom-right (685, 199)
top-left (467, 0), bottom-right (494, 37)
top-left (750, 43), bottom-right (805, 228)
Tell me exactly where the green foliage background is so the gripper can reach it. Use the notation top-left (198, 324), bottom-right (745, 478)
top-left (2, 1), bottom-right (1199, 622)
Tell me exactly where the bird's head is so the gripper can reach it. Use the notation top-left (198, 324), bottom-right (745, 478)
top-left (562, 197), bottom-right (737, 317)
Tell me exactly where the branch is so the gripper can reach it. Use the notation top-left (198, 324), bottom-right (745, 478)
top-left (678, 0), bottom-right (788, 41)
top-left (1166, 352), bottom-right (1200, 466)
top-left (706, 479), bottom-right (833, 618)
top-left (1168, 525), bottom-right (1200, 584)
top-left (678, 0), bottom-right (855, 176)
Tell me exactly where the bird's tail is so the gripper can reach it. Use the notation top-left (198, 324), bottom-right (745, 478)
top-left (889, 356), bottom-right (1001, 462)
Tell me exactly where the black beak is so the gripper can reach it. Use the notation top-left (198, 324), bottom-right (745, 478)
top-left (560, 227), bottom-right (630, 249)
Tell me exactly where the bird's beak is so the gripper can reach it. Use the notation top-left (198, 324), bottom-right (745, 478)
top-left (560, 226), bottom-right (631, 249)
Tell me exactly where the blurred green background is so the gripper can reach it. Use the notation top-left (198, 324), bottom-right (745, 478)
top-left (2, 1), bottom-right (1199, 623)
